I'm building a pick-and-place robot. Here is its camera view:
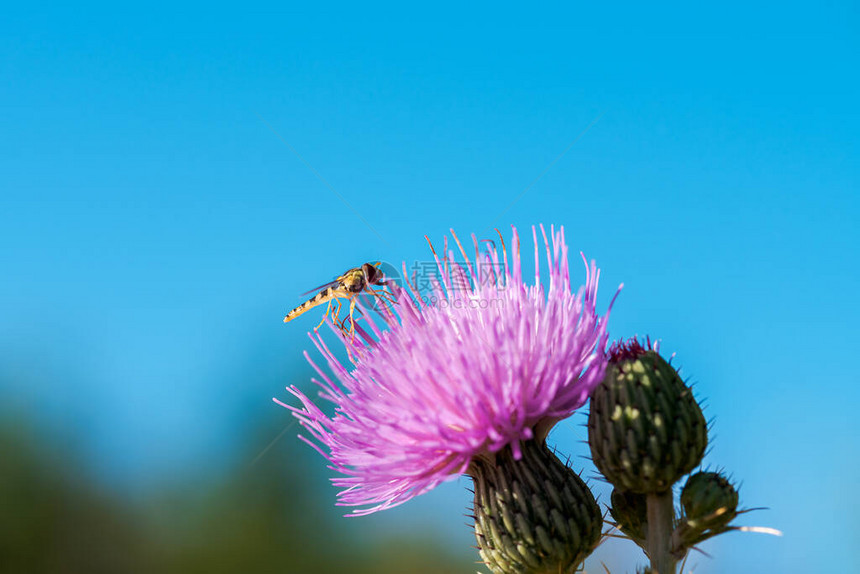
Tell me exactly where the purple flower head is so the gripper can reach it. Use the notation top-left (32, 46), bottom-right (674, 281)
top-left (276, 225), bottom-right (620, 515)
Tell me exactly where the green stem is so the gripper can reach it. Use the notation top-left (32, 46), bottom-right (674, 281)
top-left (646, 490), bottom-right (677, 574)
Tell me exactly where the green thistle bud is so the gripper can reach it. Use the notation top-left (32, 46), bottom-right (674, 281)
top-left (588, 338), bottom-right (708, 494)
top-left (609, 488), bottom-right (648, 545)
top-left (671, 471), bottom-right (740, 554)
top-left (680, 471), bottom-right (739, 531)
top-left (470, 440), bottom-right (602, 574)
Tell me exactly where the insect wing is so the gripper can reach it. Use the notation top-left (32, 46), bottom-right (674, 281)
top-left (299, 279), bottom-right (341, 297)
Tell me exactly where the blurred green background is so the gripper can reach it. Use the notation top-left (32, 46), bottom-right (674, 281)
top-left (0, 405), bottom-right (474, 574)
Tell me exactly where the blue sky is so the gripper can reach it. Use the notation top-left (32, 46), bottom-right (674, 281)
top-left (1, 2), bottom-right (858, 571)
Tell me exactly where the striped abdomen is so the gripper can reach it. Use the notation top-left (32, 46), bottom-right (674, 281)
top-left (283, 287), bottom-right (344, 323)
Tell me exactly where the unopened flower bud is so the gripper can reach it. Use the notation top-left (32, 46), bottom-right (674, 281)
top-left (670, 471), bottom-right (740, 554)
top-left (609, 488), bottom-right (648, 545)
top-left (470, 440), bottom-right (602, 574)
top-left (680, 471), bottom-right (739, 531)
top-left (588, 338), bottom-right (708, 493)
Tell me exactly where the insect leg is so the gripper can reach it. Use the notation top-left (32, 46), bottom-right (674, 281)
top-left (379, 290), bottom-right (398, 304)
top-left (331, 297), bottom-right (344, 328)
top-left (347, 297), bottom-right (357, 341)
top-left (364, 288), bottom-right (398, 311)
top-left (337, 299), bottom-right (360, 332)
top-left (315, 300), bottom-right (333, 330)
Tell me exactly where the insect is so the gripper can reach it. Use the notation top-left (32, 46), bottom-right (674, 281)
top-left (283, 262), bottom-right (396, 338)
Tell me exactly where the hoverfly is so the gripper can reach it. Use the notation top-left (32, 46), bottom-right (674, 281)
top-left (283, 262), bottom-right (396, 337)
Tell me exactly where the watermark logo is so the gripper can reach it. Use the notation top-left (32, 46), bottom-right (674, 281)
top-left (367, 260), bottom-right (505, 314)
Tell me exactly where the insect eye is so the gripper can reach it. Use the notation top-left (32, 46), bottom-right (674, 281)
top-left (363, 263), bottom-right (379, 282)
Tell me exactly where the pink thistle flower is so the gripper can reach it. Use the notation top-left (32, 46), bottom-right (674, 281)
top-left (276, 225), bottom-right (620, 516)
